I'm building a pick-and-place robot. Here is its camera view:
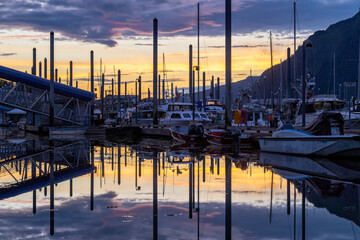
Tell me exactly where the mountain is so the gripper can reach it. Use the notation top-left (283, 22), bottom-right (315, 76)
top-left (259, 11), bottom-right (360, 100)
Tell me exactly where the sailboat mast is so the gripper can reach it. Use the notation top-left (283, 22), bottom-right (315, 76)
top-left (293, 1), bottom-right (297, 94)
top-left (197, 2), bottom-right (200, 102)
top-left (270, 31), bottom-right (274, 110)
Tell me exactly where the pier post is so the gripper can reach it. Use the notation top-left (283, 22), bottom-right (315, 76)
top-left (182, 89), bottom-right (184, 102)
top-left (55, 69), bottom-right (58, 82)
top-left (49, 32), bottom-right (55, 127)
top-left (44, 58), bottom-right (47, 79)
top-left (203, 71), bottom-right (206, 107)
top-left (70, 61), bottom-right (73, 87)
top-left (189, 45), bottom-right (193, 103)
top-left (32, 48), bottom-right (36, 75)
top-left (175, 86), bottom-right (178, 101)
top-left (153, 18), bottom-right (158, 125)
top-left (59, 77), bottom-right (61, 83)
top-left (135, 80), bottom-right (138, 124)
top-left (225, 0), bottom-right (232, 127)
top-left (76, 81), bottom-right (78, 88)
top-left (118, 70), bottom-right (121, 113)
top-left (148, 88), bottom-right (150, 101)
top-left (39, 61), bottom-right (42, 78)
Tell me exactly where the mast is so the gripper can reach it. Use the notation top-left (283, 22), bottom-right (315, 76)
top-left (270, 31), bottom-right (274, 110)
top-left (197, 2), bottom-right (200, 102)
top-left (358, 38), bottom-right (360, 100)
top-left (294, 1), bottom-right (297, 93)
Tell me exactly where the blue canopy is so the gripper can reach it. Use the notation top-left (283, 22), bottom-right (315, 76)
top-left (0, 65), bottom-right (94, 102)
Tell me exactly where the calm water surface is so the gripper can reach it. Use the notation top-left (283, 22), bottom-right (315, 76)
top-left (0, 138), bottom-right (360, 239)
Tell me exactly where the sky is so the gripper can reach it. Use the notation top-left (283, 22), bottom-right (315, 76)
top-left (0, 0), bottom-right (359, 98)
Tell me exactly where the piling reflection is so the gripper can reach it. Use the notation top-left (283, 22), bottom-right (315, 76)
top-left (0, 140), bottom-right (360, 239)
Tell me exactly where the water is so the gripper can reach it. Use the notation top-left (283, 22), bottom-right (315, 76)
top-left (1, 138), bottom-right (360, 239)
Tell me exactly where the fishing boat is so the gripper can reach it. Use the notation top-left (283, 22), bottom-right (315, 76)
top-left (49, 127), bottom-right (88, 136)
top-left (259, 112), bottom-right (360, 157)
top-left (169, 124), bottom-right (205, 144)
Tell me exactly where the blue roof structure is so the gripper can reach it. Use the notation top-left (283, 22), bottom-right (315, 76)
top-left (0, 65), bottom-right (94, 102)
top-left (0, 106), bottom-right (11, 111)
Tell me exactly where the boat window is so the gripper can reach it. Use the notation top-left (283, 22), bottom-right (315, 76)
top-left (171, 113), bottom-right (182, 119)
top-left (182, 113), bottom-right (191, 118)
top-left (247, 113), bottom-right (254, 121)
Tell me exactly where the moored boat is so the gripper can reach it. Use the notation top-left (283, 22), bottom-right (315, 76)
top-left (259, 112), bottom-right (360, 157)
top-left (169, 124), bottom-right (205, 144)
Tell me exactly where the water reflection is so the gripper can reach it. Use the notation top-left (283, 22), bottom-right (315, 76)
top-left (0, 139), bottom-right (360, 239)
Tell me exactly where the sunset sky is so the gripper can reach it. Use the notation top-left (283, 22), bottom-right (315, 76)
top-left (0, 0), bottom-right (359, 98)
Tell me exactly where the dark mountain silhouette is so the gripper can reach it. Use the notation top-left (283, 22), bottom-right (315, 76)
top-left (257, 11), bottom-right (360, 100)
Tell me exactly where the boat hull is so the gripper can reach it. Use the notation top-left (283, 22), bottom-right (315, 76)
top-left (169, 126), bottom-right (204, 144)
top-left (259, 136), bottom-right (360, 157)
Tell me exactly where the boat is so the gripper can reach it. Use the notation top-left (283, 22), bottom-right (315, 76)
top-left (205, 129), bottom-right (251, 147)
top-left (259, 112), bottom-right (360, 157)
top-left (169, 124), bottom-right (205, 144)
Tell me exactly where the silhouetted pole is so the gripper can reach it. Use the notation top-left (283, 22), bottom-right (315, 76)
top-left (55, 69), bottom-right (58, 82)
top-left (171, 82), bottom-right (173, 102)
top-left (69, 61), bottom-right (73, 86)
top-left (158, 74), bottom-right (161, 103)
top-left (44, 58), bottom-right (47, 79)
top-left (32, 48), bottom-right (36, 75)
top-left (118, 70), bottom-right (121, 112)
top-left (153, 151), bottom-right (158, 240)
top-left (202, 71), bottom-right (206, 106)
top-left (193, 69), bottom-right (195, 121)
top-left (125, 82), bottom-right (127, 107)
top-left (270, 31), bottom-right (274, 110)
top-left (135, 81), bottom-right (138, 124)
top-left (70, 179), bottom-right (73, 197)
top-left (189, 45), bottom-right (193, 103)
top-left (197, 2), bottom-right (200, 102)
top-left (138, 76), bottom-right (141, 102)
top-left (111, 78), bottom-right (114, 111)
top-left (76, 81), bottom-right (78, 88)
top-left (302, 44), bottom-right (306, 127)
top-left (175, 86), bottom-right (178, 101)
top-left (153, 18), bottom-right (158, 125)
top-left (217, 77), bottom-right (220, 99)
top-left (182, 89), bottom-right (185, 102)
top-left (148, 88), bottom-right (150, 101)
top-left (49, 32), bottom-right (55, 127)
top-left (225, 0), bottom-right (232, 127)
top-left (225, 157), bottom-right (232, 240)
top-left (162, 79), bottom-right (165, 101)
top-left (59, 77), bottom-right (61, 84)
top-left (90, 51), bottom-right (94, 121)
top-left (101, 73), bottom-right (105, 119)
top-left (211, 75), bottom-right (214, 98)
top-left (287, 48), bottom-right (291, 98)
top-left (39, 61), bottom-right (42, 78)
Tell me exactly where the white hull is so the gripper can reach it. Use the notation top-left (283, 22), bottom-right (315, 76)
top-left (259, 135), bottom-right (360, 157)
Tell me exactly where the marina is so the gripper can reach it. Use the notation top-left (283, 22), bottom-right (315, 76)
top-left (0, 0), bottom-right (360, 239)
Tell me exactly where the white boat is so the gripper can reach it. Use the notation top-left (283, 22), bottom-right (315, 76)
top-left (259, 112), bottom-right (360, 157)
top-left (159, 102), bottom-right (211, 125)
top-left (49, 127), bottom-right (88, 136)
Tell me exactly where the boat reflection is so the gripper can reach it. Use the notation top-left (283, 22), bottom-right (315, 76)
top-left (259, 151), bottom-right (360, 237)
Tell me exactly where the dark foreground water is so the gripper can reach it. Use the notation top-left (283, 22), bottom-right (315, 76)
top-left (0, 138), bottom-right (360, 240)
